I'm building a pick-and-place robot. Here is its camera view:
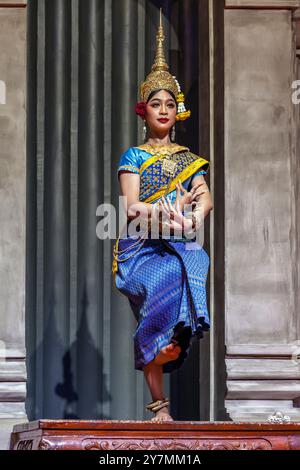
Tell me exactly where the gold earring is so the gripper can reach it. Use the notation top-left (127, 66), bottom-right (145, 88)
top-left (143, 121), bottom-right (147, 142)
top-left (171, 125), bottom-right (176, 142)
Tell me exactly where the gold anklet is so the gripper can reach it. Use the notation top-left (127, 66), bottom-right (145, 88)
top-left (145, 397), bottom-right (170, 413)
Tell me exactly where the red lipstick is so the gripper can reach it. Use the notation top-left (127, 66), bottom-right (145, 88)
top-left (158, 118), bottom-right (169, 123)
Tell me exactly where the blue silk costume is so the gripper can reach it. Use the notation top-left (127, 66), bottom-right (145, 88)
top-left (112, 145), bottom-right (210, 373)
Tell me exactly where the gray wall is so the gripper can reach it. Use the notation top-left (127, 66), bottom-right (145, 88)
top-left (224, 1), bottom-right (300, 420)
top-left (0, 0), bottom-right (27, 450)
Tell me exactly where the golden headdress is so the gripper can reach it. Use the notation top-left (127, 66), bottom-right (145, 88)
top-left (139, 9), bottom-right (191, 122)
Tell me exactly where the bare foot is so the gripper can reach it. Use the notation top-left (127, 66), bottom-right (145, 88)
top-left (153, 342), bottom-right (181, 366)
top-left (150, 405), bottom-right (174, 422)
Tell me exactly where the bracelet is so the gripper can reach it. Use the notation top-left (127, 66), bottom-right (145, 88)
top-left (191, 212), bottom-right (203, 231)
top-left (184, 202), bottom-right (204, 234)
top-left (182, 212), bottom-right (195, 238)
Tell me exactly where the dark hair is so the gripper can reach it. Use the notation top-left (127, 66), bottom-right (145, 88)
top-left (146, 89), bottom-right (177, 106)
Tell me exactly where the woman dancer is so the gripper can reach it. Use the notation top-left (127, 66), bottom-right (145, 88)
top-left (112, 11), bottom-right (213, 422)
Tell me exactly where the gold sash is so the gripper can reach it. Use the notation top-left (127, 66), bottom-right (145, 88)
top-left (138, 146), bottom-right (209, 203)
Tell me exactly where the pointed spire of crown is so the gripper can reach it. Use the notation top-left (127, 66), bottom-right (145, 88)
top-left (151, 8), bottom-right (169, 72)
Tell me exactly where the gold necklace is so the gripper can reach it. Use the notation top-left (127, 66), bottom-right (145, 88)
top-left (144, 141), bottom-right (177, 155)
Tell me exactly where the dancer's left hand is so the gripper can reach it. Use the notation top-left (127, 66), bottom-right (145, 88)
top-left (159, 196), bottom-right (193, 235)
top-left (175, 180), bottom-right (209, 212)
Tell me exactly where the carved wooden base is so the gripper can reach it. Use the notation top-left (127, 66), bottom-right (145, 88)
top-left (9, 420), bottom-right (300, 450)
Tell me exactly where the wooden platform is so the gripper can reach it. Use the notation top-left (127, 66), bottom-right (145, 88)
top-left (9, 420), bottom-right (300, 450)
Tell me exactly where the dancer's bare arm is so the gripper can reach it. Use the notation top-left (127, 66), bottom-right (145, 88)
top-left (119, 171), bottom-right (213, 235)
top-left (118, 171), bottom-right (153, 221)
top-left (189, 175), bottom-right (213, 218)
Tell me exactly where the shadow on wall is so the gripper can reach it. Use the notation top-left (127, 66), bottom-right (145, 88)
top-left (26, 283), bottom-right (111, 420)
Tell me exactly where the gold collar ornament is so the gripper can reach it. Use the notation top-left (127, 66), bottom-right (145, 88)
top-left (139, 9), bottom-right (191, 122)
top-left (137, 142), bottom-right (189, 157)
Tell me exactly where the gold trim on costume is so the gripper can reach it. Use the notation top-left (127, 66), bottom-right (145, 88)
top-left (136, 144), bottom-right (189, 175)
top-left (112, 237), bottom-right (119, 277)
top-left (136, 143), bottom-right (188, 154)
top-left (138, 149), bottom-right (209, 203)
top-left (143, 157), bottom-right (209, 204)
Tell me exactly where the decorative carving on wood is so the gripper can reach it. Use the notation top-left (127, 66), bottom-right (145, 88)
top-left (38, 439), bottom-right (52, 450)
top-left (10, 420), bottom-right (300, 451)
top-left (83, 438), bottom-right (272, 451)
top-left (17, 440), bottom-right (33, 450)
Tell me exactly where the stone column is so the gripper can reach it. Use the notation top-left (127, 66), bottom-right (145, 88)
top-left (0, 0), bottom-right (27, 449)
top-left (224, 0), bottom-right (300, 421)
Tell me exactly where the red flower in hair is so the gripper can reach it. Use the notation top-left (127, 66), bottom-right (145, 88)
top-left (135, 101), bottom-right (147, 119)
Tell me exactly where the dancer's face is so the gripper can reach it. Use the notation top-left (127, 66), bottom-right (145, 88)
top-left (145, 89), bottom-right (177, 138)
